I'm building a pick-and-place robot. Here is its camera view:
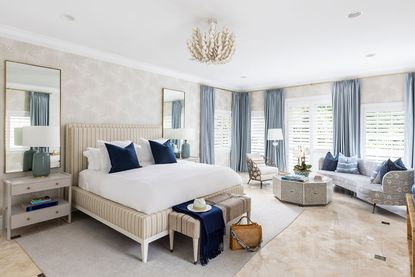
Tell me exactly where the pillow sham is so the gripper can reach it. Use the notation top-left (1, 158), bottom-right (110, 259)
top-left (105, 142), bottom-right (141, 173)
top-left (138, 138), bottom-right (169, 164)
top-left (335, 153), bottom-right (359, 174)
top-left (372, 158), bottom-right (406, 184)
top-left (149, 140), bottom-right (177, 164)
top-left (322, 152), bottom-right (338, 171)
top-left (97, 140), bottom-right (132, 173)
top-left (83, 147), bottom-right (102, 171)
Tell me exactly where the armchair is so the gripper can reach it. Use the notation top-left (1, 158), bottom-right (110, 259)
top-left (246, 153), bottom-right (279, 189)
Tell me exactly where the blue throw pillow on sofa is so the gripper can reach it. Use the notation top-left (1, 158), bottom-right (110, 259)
top-left (335, 153), bottom-right (359, 174)
top-left (105, 142), bottom-right (141, 173)
top-left (372, 158), bottom-right (406, 184)
top-left (149, 140), bottom-right (177, 164)
top-left (322, 152), bottom-right (338, 171)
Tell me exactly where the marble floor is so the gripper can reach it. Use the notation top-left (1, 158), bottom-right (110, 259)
top-left (0, 182), bottom-right (410, 277)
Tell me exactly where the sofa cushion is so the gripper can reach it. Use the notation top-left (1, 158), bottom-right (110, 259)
top-left (322, 152), bottom-right (338, 171)
top-left (373, 159), bottom-right (406, 184)
top-left (358, 159), bottom-right (381, 177)
top-left (318, 170), bottom-right (371, 192)
top-left (336, 153), bottom-right (359, 174)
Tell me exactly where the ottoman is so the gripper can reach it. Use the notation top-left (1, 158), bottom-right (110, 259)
top-left (168, 194), bottom-right (251, 264)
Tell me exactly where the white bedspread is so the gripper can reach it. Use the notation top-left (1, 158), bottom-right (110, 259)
top-left (78, 161), bottom-right (242, 214)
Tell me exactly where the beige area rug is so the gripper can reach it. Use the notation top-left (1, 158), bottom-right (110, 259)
top-left (16, 184), bottom-right (303, 277)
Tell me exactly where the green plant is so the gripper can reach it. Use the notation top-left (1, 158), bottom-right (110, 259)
top-left (293, 161), bottom-right (312, 173)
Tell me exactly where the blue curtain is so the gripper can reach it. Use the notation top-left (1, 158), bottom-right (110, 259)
top-left (30, 91), bottom-right (50, 152)
top-left (332, 79), bottom-right (360, 157)
top-left (405, 73), bottom-right (415, 168)
top-left (30, 92), bottom-right (49, 126)
top-left (200, 85), bottom-right (215, 164)
top-left (264, 89), bottom-right (287, 171)
top-left (231, 92), bottom-right (251, 172)
top-left (171, 100), bottom-right (182, 147)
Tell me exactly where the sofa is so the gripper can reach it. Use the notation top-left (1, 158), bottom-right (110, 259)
top-left (317, 158), bottom-right (414, 212)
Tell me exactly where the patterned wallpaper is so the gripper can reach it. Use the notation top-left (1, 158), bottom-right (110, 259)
top-left (0, 37), bottom-right (208, 210)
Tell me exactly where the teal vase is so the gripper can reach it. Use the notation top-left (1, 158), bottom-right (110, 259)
top-left (23, 149), bottom-right (35, 171)
top-left (32, 149), bottom-right (50, 177)
top-left (181, 140), bottom-right (190, 159)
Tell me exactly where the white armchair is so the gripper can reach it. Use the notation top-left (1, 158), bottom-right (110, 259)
top-left (246, 153), bottom-right (279, 189)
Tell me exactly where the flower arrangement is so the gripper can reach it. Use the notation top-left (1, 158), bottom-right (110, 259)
top-left (293, 145), bottom-right (312, 177)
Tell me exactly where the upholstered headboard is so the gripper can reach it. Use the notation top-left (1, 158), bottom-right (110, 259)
top-left (65, 123), bottom-right (162, 185)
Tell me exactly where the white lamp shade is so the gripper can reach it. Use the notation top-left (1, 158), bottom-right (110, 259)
top-left (163, 128), bottom-right (195, 140)
top-left (22, 126), bottom-right (60, 147)
top-left (267, 128), bottom-right (284, 141)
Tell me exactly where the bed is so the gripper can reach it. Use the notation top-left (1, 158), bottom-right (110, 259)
top-left (65, 123), bottom-right (244, 262)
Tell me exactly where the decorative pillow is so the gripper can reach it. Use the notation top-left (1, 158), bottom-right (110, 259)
top-left (369, 164), bottom-right (382, 183)
top-left (138, 138), bottom-right (169, 164)
top-left (149, 140), bottom-right (177, 164)
top-left (97, 140), bottom-right (132, 173)
top-left (335, 153), bottom-right (359, 174)
top-left (322, 152), bottom-right (338, 171)
top-left (372, 158), bottom-right (406, 184)
top-left (105, 142), bottom-right (141, 173)
top-left (83, 147), bottom-right (102, 171)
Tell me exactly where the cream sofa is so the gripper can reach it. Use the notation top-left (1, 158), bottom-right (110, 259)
top-left (317, 158), bottom-right (414, 212)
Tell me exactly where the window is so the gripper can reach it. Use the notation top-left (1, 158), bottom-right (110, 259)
top-left (286, 97), bottom-right (333, 170)
top-left (6, 112), bottom-right (31, 151)
top-left (251, 111), bottom-right (265, 155)
top-left (214, 110), bottom-right (232, 149)
top-left (361, 103), bottom-right (405, 162)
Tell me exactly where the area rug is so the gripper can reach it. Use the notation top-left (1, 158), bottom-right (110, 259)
top-left (17, 186), bottom-right (302, 277)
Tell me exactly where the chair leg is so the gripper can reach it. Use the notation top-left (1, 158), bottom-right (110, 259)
top-left (372, 203), bottom-right (377, 214)
top-left (260, 181), bottom-right (263, 189)
top-left (248, 178), bottom-right (251, 184)
top-left (193, 238), bottom-right (199, 264)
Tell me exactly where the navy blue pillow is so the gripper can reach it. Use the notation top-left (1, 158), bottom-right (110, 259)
top-left (322, 152), bottom-right (338, 171)
top-left (149, 140), bottom-right (177, 164)
top-left (373, 158), bottom-right (406, 184)
top-left (105, 142), bottom-right (141, 173)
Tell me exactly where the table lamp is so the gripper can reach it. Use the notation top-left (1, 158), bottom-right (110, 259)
top-left (22, 126), bottom-right (60, 177)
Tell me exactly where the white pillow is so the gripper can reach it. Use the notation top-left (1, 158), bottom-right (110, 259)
top-left (97, 140), bottom-right (132, 173)
top-left (138, 138), bottom-right (168, 164)
top-left (83, 147), bottom-right (101, 171)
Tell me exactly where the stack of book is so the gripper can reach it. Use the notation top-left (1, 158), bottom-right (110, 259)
top-left (281, 174), bottom-right (309, 183)
top-left (24, 196), bottom-right (58, 212)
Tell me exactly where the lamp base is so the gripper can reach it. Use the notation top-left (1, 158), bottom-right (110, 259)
top-left (181, 140), bottom-right (190, 159)
top-left (23, 149), bottom-right (35, 171)
top-left (32, 150), bottom-right (50, 177)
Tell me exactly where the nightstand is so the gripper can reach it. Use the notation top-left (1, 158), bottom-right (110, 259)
top-left (4, 172), bottom-right (72, 240)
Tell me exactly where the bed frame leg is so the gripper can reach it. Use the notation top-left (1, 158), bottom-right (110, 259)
top-left (141, 242), bottom-right (148, 263)
top-left (169, 230), bottom-right (174, 252)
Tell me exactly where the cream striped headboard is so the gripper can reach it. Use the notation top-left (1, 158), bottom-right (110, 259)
top-left (65, 123), bottom-right (162, 185)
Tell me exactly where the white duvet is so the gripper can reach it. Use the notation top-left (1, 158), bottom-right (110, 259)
top-left (78, 161), bottom-right (242, 214)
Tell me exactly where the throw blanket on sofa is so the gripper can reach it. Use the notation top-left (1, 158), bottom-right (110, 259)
top-left (173, 201), bottom-right (225, 265)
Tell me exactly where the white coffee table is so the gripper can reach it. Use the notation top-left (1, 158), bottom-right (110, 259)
top-left (273, 175), bottom-right (333, 206)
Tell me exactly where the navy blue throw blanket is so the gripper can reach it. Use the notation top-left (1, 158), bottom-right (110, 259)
top-left (173, 200), bottom-right (225, 265)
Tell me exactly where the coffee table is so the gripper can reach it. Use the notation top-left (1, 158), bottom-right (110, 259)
top-left (273, 175), bottom-right (333, 206)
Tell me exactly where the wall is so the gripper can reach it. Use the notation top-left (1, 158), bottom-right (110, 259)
top-left (0, 37), bottom-right (207, 217)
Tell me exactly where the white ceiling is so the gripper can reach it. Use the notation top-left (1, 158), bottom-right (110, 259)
top-left (0, 0), bottom-right (414, 91)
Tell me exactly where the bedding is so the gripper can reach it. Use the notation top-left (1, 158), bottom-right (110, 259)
top-left (78, 161), bottom-right (242, 214)
top-left (105, 142), bottom-right (141, 173)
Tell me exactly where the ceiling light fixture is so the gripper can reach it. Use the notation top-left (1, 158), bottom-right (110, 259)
top-left (348, 11), bottom-right (362, 19)
top-left (240, 76), bottom-right (247, 79)
top-left (61, 14), bottom-right (75, 22)
top-left (365, 53), bottom-right (376, 58)
top-left (187, 18), bottom-right (235, 64)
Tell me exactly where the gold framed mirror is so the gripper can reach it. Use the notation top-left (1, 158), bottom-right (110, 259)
top-left (4, 61), bottom-right (61, 173)
top-left (162, 88), bottom-right (185, 134)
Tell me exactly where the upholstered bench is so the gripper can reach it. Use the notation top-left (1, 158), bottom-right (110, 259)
top-left (169, 194), bottom-right (251, 264)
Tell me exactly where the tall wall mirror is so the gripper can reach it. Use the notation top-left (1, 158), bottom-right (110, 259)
top-left (162, 88), bottom-right (185, 131)
top-left (4, 61), bottom-right (61, 173)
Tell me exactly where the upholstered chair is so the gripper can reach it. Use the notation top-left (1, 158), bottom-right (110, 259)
top-left (246, 153), bottom-right (279, 189)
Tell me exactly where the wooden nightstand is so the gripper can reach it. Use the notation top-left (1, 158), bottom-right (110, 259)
top-left (4, 172), bottom-right (72, 240)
